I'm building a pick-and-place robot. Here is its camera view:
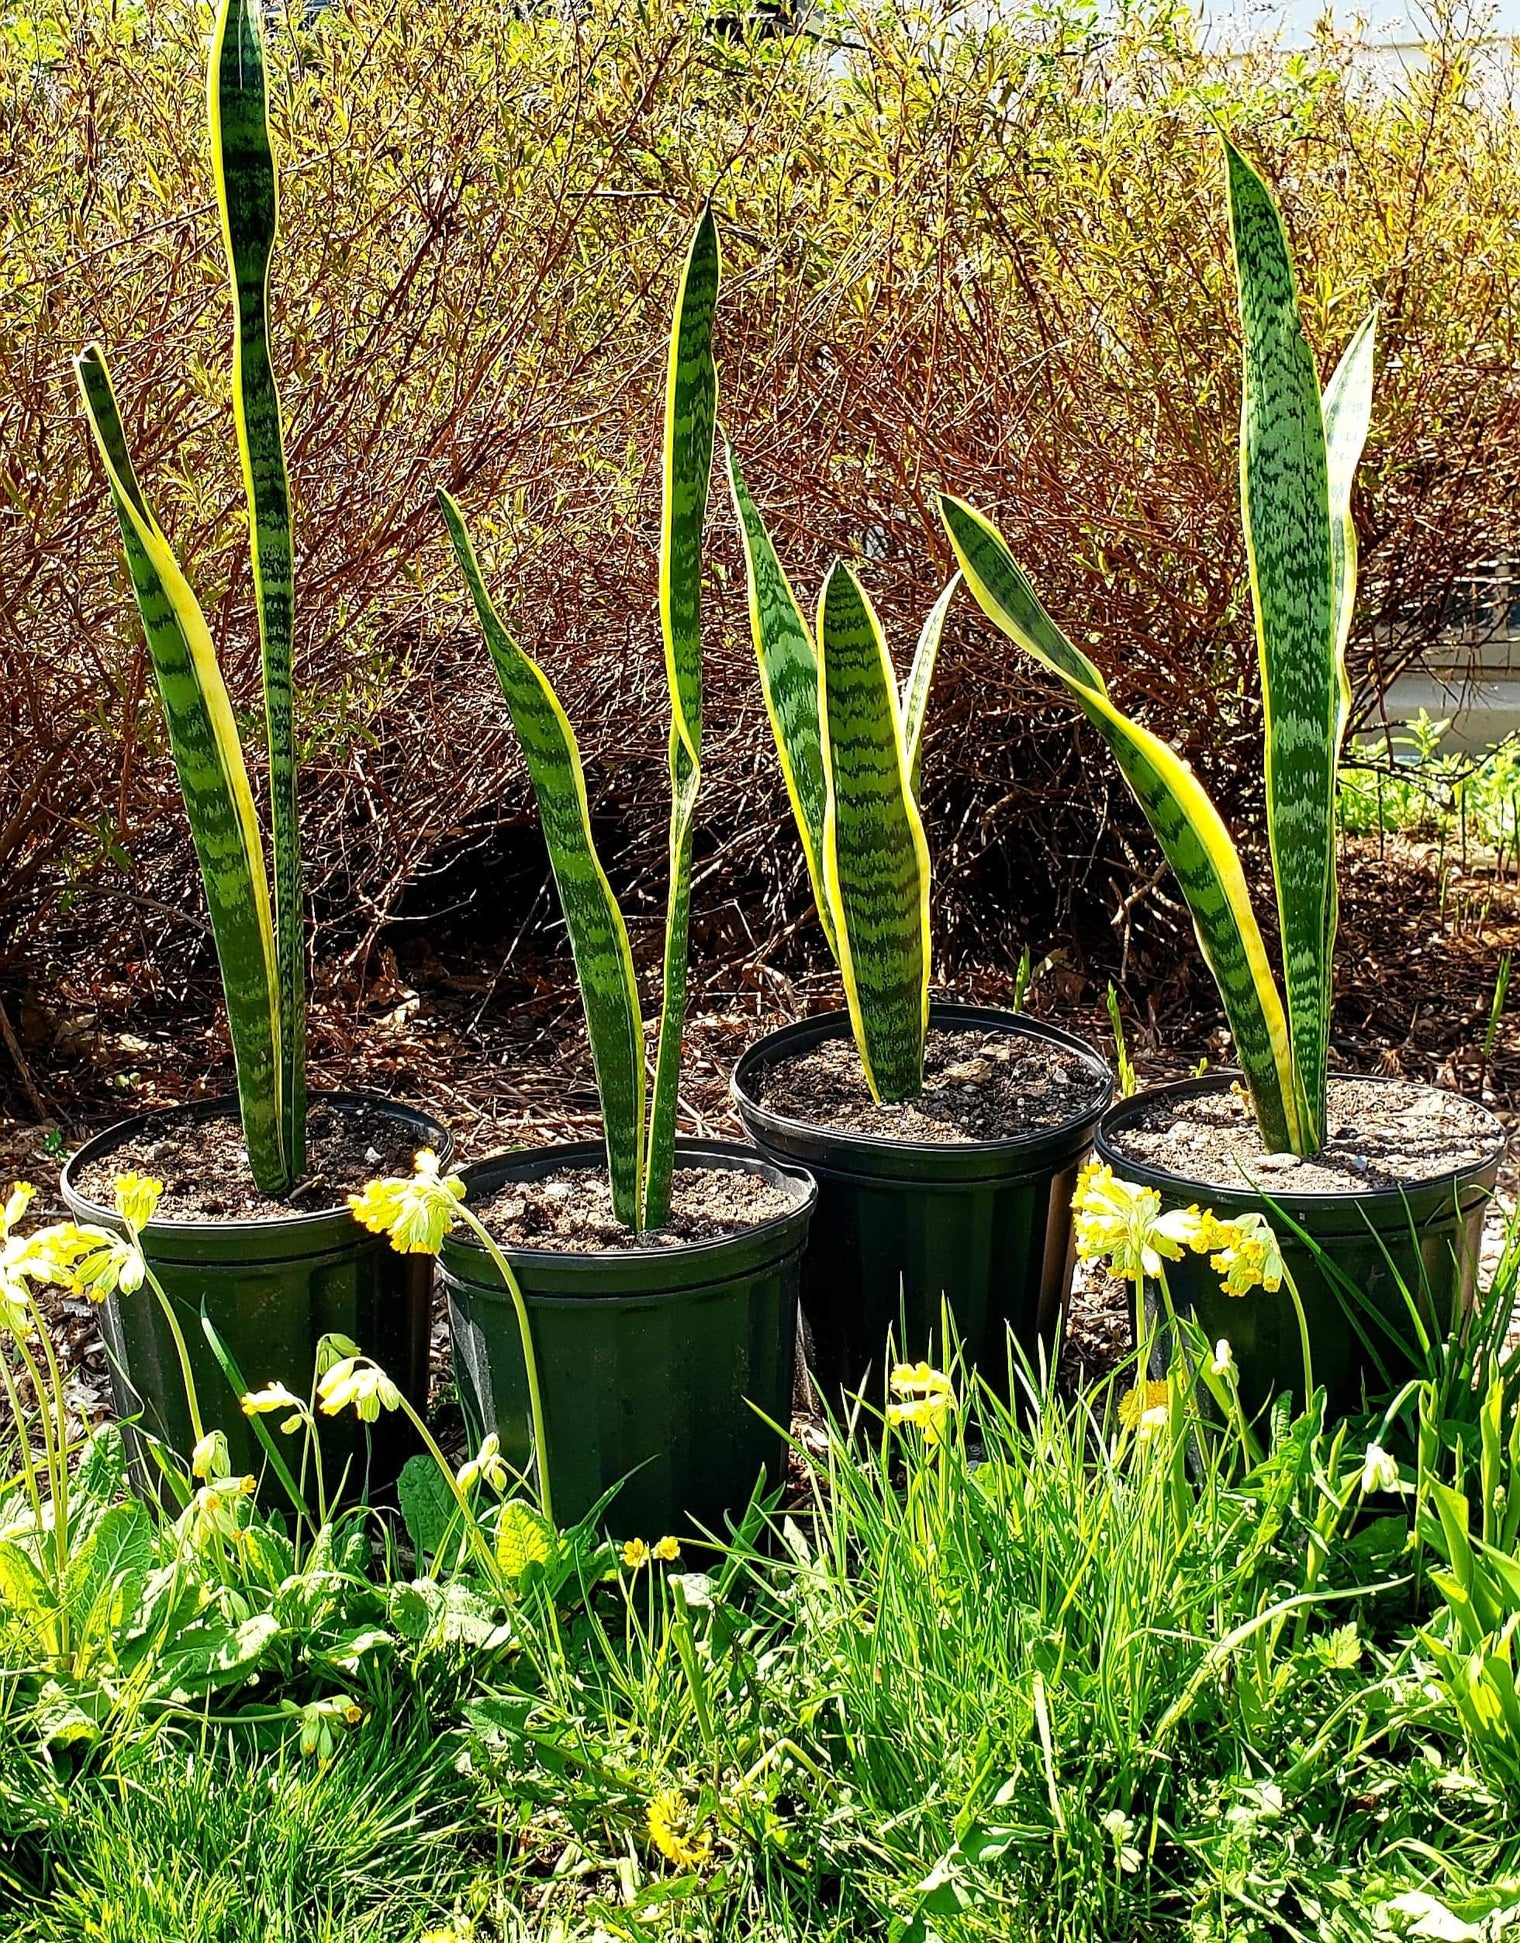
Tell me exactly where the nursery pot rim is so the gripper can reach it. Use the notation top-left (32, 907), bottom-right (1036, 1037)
top-left (60, 1089), bottom-right (452, 1240)
top-left (1094, 1069), bottom-right (1504, 1214)
top-left (730, 1002), bottom-right (1113, 1160)
top-left (441, 1136), bottom-right (816, 1275)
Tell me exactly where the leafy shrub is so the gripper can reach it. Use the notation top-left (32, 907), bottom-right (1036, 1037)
top-left (5, 1), bottom-right (1520, 1009)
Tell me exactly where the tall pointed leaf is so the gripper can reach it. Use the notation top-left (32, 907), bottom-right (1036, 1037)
top-left (645, 208), bottom-right (719, 1227)
top-left (901, 571), bottom-right (960, 799)
top-left (818, 561), bottom-right (930, 1104)
top-left (1323, 310), bottom-right (1377, 762)
top-left (439, 492), bottom-right (645, 1226)
top-left (211, 0), bottom-right (304, 1175)
top-left (1226, 141), bottom-right (1337, 1149)
top-left (726, 443), bottom-right (836, 958)
top-left (1320, 309), bottom-right (1377, 1017)
top-left (76, 347), bottom-right (285, 1188)
top-left (941, 493), bottom-right (1301, 1152)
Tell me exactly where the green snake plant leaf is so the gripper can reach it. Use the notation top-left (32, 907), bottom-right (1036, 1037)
top-left (725, 443), bottom-right (836, 959)
top-left (818, 561), bottom-right (931, 1104)
top-left (940, 493), bottom-right (1301, 1152)
top-left (901, 572), bottom-right (960, 800)
top-left (645, 207), bottom-right (720, 1227)
top-left (75, 347), bottom-right (286, 1188)
top-left (1226, 140), bottom-right (1338, 1149)
top-left (439, 491), bottom-right (646, 1226)
top-left (211, 0), bottom-right (304, 1176)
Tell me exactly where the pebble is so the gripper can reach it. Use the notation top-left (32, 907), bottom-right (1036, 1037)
top-left (364, 1146), bottom-right (382, 1168)
top-left (541, 1181), bottom-right (574, 1203)
top-left (1252, 1151), bottom-right (1302, 1172)
top-left (941, 1057), bottom-right (993, 1085)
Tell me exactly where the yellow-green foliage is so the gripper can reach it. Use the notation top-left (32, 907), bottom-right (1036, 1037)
top-left (5, 0), bottom-right (1520, 970)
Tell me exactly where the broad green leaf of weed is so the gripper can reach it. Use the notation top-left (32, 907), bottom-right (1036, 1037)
top-left (496, 1501), bottom-right (553, 1580)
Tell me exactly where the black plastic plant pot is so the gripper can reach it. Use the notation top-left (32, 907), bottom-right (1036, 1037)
top-left (1095, 1073), bottom-right (1506, 1420)
top-left (60, 1092), bottom-right (448, 1503)
top-left (438, 1139), bottom-right (816, 1539)
top-left (730, 1004), bottom-right (1113, 1409)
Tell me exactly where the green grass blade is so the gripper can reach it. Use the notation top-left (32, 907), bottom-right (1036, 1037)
top-left (726, 442), bottom-right (836, 959)
top-left (645, 209), bottom-right (719, 1227)
top-left (439, 491), bottom-right (645, 1226)
top-left (818, 561), bottom-right (930, 1103)
top-left (1226, 140), bottom-right (1338, 1150)
top-left (1321, 311), bottom-right (1377, 990)
top-left (211, 0), bottom-right (304, 1176)
top-left (76, 346), bottom-right (286, 1189)
top-left (199, 1304), bottom-right (311, 1520)
top-left (902, 571), bottom-right (959, 800)
top-left (942, 492), bottom-right (1301, 1151)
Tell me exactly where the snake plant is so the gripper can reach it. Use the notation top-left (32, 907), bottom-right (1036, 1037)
top-left (727, 449), bottom-right (957, 1102)
top-left (75, 0), bottom-right (305, 1195)
top-left (941, 140), bottom-right (1375, 1157)
top-left (439, 210), bottom-right (720, 1232)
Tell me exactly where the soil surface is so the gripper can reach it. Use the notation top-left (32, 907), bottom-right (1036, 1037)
top-left (71, 1101), bottom-right (433, 1221)
top-left (1108, 1075), bottom-right (1504, 1195)
top-left (471, 1162), bottom-right (800, 1253)
top-left (750, 1024), bottom-right (1106, 1142)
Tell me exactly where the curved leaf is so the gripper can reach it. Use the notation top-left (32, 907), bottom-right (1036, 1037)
top-left (818, 561), bottom-right (930, 1103)
top-left (941, 493), bottom-right (1300, 1152)
top-left (211, 0), bottom-right (304, 1175)
top-left (76, 346), bottom-right (285, 1188)
top-left (439, 491), bottom-right (645, 1226)
top-left (1320, 311), bottom-right (1377, 987)
top-left (902, 572), bottom-right (960, 800)
top-left (726, 442), bottom-right (835, 958)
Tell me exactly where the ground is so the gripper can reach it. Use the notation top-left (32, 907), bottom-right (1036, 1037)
top-left (2, 834), bottom-right (1516, 1434)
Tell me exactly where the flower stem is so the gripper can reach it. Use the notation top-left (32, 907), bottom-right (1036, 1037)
top-left (455, 1205), bottom-right (555, 1529)
top-left (136, 1254), bottom-right (206, 1452)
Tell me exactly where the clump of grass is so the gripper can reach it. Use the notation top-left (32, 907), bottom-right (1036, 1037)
top-left (453, 1303), bottom-right (1520, 1941)
top-left (8, 1714), bottom-right (474, 1943)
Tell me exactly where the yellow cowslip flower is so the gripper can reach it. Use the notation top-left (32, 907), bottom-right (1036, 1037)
top-left (241, 1382), bottom-right (306, 1434)
top-left (889, 1361), bottom-right (953, 1400)
top-left (1071, 1162), bottom-right (1199, 1284)
top-left (65, 1223), bottom-right (147, 1300)
top-left (887, 1392), bottom-right (952, 1447)
top-left (191, 1430), bottom-right (230, 1481)
top-left (646, 1787), bottom-right (713, 1871)
top-left (887, 1361), bottom-right (955, 1445)
top-left (622, 1537), bottom-right (652, 1570)
top-left (187, 1472), bottom-right (257, 1539)
top-left (457, 1432), bottom-right (508, 1492)
top-left (316, 1355), bottom-right (401, 1422)
top-left (112, 1172), bottom-right (163, 1231)
top-left (1189, 1209), bottom-right (1284, 1298)
top-left (0, 1187), bottom-right (82, 1332)
top-left (1360, 1443), bottom-right (1400, 1495)
top-left (653, 1535), bottom-right (682, 1562)
top-left (289, 1694), bottom-right (363, 1765)
top-left (348, 1149), bottom-right (465, 1256)
top-left (1118, 1379), bottom-right (1170, 1433)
